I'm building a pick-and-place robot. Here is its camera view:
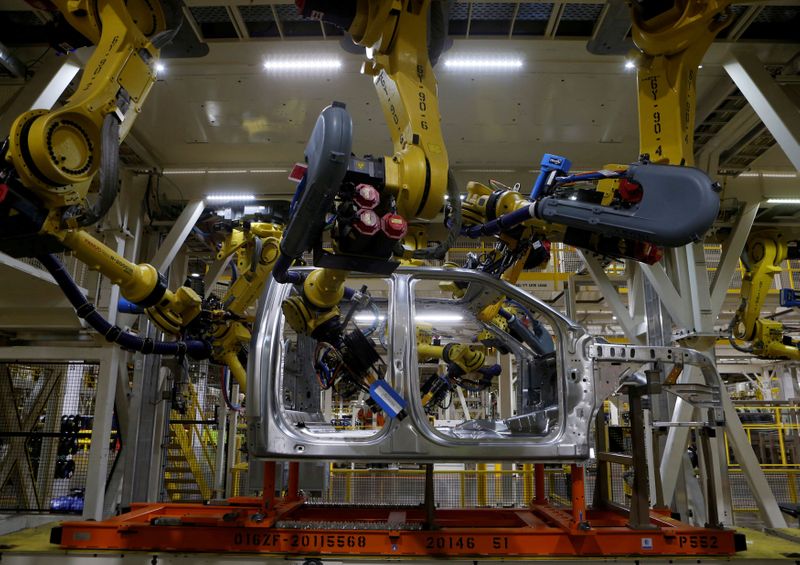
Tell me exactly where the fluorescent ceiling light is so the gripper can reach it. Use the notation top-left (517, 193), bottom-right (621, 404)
top-left (355, 315), bottom-right (387, 323)
top-left (624, 60), bottom-right (636, 70)
top-left (263, 59), bottom-right (342, 71)
top-left (190, 272), bottom-right (201, 278)
top-left (767, 198), bottom-right (800, 204)
top-left (416, 313), bottom-right (464, 323)
top-left (206, 194), bottom-right (256, 202)
top-left (163, 168), bottom-right (288, 175)
top-left (155, 62), bottom-right (165, 73)
top-left (461, 168), bottom-right (517, 173)
top-left (443, 57), bottom-right (523, 70)
top-left (163, 169), bottom-right (205, 175)
top-left (739, 171), bottom-right (797, 178)
top-left (353, 313), bottom-right (465, 323)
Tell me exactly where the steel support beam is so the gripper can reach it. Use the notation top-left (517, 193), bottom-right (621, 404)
top-left (0, 50), bottom-right (82, 138)
top-left (725, 50), bottom-right (800, 169)
top-left (585, 0), bottom-right (633, 56)
top-left (652, 240), bottom-right (786, 528)
top-left (0, 41), bottom-right (26, 78)
top-left (710, 201), bottom-right (759, 315)
top-left (544, 2), bottom-right (564, 38)
top-left (82, 235), bottom-right (126, 521)
top-left (640, 261), bottom-right (692, 330)
top-left (579, 252), bottom-right (646, 343)
top-left (695, 106), bottom-right (762, 176)
top-left (149, 200), bottom-right (205, 272)
top-left (720, 385), bottom-right (787, 527)
top-left (204, 255), bottom-right (232, 298)
top-left (725, 5), bottom-right (763, 41)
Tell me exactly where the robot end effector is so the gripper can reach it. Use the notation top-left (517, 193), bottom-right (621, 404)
top-left (460, 154), bottom-right (722, 268)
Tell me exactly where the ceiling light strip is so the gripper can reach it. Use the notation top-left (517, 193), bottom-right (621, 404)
top-left (443, 57), bottom-right (523, 70)
top-left (766, 198), bottom-right (800, 204)
top-left (738, 171), bottom-right (798, 178)
top-left (206, 194), bottom-right (257, 202)
top-left (263, 59), bottom-right (342, 71)
top-left (163, 168), bottom-right (288, 175)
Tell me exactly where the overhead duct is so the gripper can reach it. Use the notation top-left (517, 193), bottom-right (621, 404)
top-left (0, 41), bottom-right (25, 77)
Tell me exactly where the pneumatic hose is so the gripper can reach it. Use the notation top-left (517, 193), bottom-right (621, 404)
top-left (38, 253), bottom-right (210, 359)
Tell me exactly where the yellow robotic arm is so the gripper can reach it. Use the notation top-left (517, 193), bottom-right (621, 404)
top-left (280, 0), bottom-right (456, 331)
top-left (731, 231), bottom-right (800, 360)
top-left (627, 1), bottom-right (798, 360)
top-left (0, 0), bottom-right (201, 336)
top-left (299, 0), bottom-right (448, 219)
top-left (6, 0), bottom-right (178, 208)
top-left (631, 0), bottom-right (732, 164)
top-left (206, 221), bottom-right (283, 390)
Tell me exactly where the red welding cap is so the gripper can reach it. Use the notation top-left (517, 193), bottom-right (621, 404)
top-left (635, 241), bottom-right (663, 265)
top-left (352, 209), bottom-right (380, 236)
top-left (288, 163), bottom-right (307, 183)
top-left (618, 178), bottom-right (643, 203)
top-left (354, 183), bottom-right (380, 209)
top-left (381, 214), bottom-right (408, 240)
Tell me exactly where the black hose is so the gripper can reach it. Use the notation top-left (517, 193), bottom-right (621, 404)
top-left (396, 169), bottom-right (462, 261)
top-left (428, 0), bottom-right (454, 67)
top-left (63, 114), bottom-right (120, 228)
top-left (150, 0), bottom-right (183, 48)
top-left (38, 253), bottom-right (210, 359)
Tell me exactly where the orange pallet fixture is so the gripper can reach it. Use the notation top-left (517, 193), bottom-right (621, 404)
top-left (52, 461), bottom-right (745, 558)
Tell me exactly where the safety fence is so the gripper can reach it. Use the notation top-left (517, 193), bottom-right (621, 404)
top-left (726, 404), bottom-right (800, 515)
top-left (0, 361), bottom-right (119, 513)
top-left (161, 361), bottom-right (249, 503)
top-left (444, 241), bottom-right (800, 294)
top-left (318, 464), bottom-right (629, 510)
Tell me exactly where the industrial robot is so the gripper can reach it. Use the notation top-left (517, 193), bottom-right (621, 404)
top-left (729, 231), bottom-right (800, 360)
top-left (275, 0), bottom-right (724, 424)
top-left (0, 0), bottom-right (288, 390)
top-left (0, 0), bottom-right (727, 424)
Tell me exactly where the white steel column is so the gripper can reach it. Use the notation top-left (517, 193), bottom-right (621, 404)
top-left (82, 234), bottom-right (126, 520)
top-left (725, 50), bottom-right (800, 169)
top-left (83, 346), bottom-right (121, 520)
top-left (710, 201), bottom-right (759, 315)
top-left (204, 255), bottom-right (232, 298)
top-left (150, 200), bottom-right (206, 272)
top-left (579, 252), bottom-right (646, 343)
top-left (584, 195), bottom-right (785, 525)
top-left (0, 50), bottom-right (82, 137)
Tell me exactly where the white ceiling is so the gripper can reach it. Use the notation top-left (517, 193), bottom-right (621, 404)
top-left (116, 38), bottom-right (800, 200)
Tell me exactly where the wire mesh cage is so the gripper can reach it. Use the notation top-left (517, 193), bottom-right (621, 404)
top-left (159, 360), bottom-right (252, 503)
top-left (316, 464), bottom-right (596, 509)
top-left (160, 361), bottom-right (224, 502)
top-left (0, 361), bottom-right (119, 513)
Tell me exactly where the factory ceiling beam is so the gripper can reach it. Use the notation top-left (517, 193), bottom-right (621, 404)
top-left (695, 105), bottom-right (762, 174)
top-left (0, 41), bottom-right (26, 78)
top-left (150, 200), bottom-right (207, 273)
top-left (725, 50), bottom-right (800, 170)
top-left (710, 201), bottom-right (759, 316)
top-left (579, 252), bottom-right (646, 343)
top-left (0, 50), bottom-right (81, 138)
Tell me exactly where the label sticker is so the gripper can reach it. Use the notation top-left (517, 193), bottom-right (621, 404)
top-left (369, 380), bottom-right (406, 418)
